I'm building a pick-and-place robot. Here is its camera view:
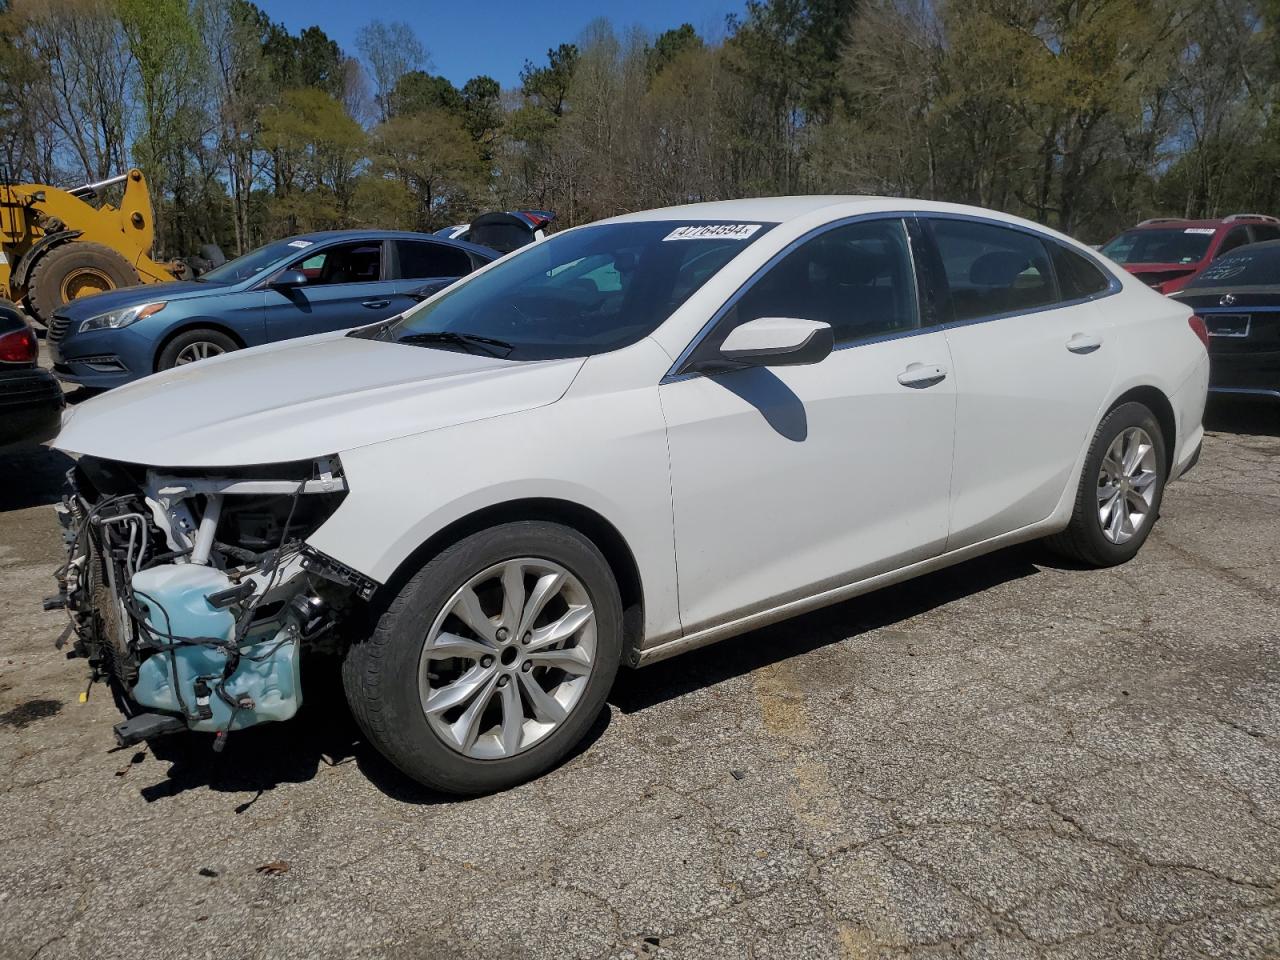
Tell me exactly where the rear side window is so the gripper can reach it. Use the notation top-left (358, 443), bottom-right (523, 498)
top-left (1050, 243), bottom-right (1113, 299)
top-left (395, 240), bottom-right (473, 279)
top-left (1252, 224), bottom-right (1280, 242)
top-left (928, 219), bottom-right (1055, 321)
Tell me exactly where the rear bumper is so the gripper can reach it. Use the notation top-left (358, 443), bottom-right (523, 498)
top-left (0, 368), bottom-right (65, 448)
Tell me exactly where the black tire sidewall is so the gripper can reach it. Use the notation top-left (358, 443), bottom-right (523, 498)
top-left (29, 242), bottom-right (139, 320)
top-left (1078, 402), bottom-right (1168, 564)
top-left (349, 521), bottom-right (623, 795)
top-left (156, 329), bottom-right (239, 371)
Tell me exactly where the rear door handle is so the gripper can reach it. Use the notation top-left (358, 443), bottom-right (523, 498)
top-left (361, 299), bottom-right (391, 309)
top-left (1066, 333), bottom-right (1102, 354)
top-left (897, 362), bottom-right (948, 388)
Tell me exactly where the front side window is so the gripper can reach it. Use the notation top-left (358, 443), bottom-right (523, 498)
top-left (929, 219), bottom-right (1055, 321)
top-left (1051, 242), bottom-right (1113, 300)
top-left (395, 240), bottom-right (473, 279)
top-left (1101, 228), bottom-right (1214, 265)
top-left (287, 241), bottom-right (382, 286)
top-left (711, 218), bottom-right (919, 348)
top-left (365, 220), bottom-right (776, 360)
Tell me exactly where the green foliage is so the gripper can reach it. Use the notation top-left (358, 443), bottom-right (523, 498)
top-left (647, 23), bottom-right (703, 78)
top-left (520, 44), bottom-right (579, 117)
top-left (4, 0), bottom-right (1278, 255)
top-left (367, 109), bottom-right (485, 228)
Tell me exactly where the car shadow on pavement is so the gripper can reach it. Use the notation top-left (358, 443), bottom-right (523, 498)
top-left (610, 545), bottom-right (1042, 715)
top-left (1204, 396), bottom-right (1279, 437)
top-left (137, 654), bottom-right (612, 807)
top-left (0, 444), bottom-right (74, 511)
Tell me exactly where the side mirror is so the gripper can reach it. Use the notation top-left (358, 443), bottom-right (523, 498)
top-left (713, 316), bottom-right (834, 369)
top-left (270, 269), bottom-right (308, 289)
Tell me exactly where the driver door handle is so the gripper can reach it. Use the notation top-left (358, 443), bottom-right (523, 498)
top-left (362, 299), bottom-right (391, 309)
top-left (1066, 333), bottom-right (1103, 354)
top-left (897, 362), bottom-right (948, 388)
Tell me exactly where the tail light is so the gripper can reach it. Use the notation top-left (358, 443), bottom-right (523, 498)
top-left (0, 325), bottom-right (38, 363)
top-left (1188, 314), bottom-right (1210, 350)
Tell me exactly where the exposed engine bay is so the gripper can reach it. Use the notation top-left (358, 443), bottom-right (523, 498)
top-left (51, 454), bottom-right (372, 750)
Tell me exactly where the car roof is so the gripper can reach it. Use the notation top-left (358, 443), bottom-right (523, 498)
top-left (599, 196), bottom-right (1093, 248)
top-left (603, 196), bottom-right (880, 224)
top-left (285, 229), bottom-right (497, 259)
top-left (1127, 217), bottom-right (1276, 231)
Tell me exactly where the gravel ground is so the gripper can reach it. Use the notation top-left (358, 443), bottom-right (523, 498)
top-left (0, 398), bottom-right (1277, 960)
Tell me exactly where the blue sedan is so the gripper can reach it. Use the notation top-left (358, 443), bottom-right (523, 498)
top-left (47, 230), bottom-right (497, 389)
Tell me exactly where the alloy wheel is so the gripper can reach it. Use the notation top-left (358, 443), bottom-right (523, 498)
top-left (418, 558), bottom-right (596, 760)
top-left (174, 341), bottom-right (226, 365)
top-left (1097, 426), bottom-right (1158, 545)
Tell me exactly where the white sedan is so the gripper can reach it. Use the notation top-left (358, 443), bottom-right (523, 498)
top-left (53, 197), bottom-right (1209, 794)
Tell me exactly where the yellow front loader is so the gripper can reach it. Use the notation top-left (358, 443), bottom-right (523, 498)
top-left (0, 168), bottom-right (186, 325)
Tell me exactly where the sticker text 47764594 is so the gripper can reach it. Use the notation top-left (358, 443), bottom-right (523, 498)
top-left (664, 224), bottom-right (763, 242)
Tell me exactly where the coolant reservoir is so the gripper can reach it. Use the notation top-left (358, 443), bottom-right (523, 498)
top-left (129, 564), bottom-right (302, 732)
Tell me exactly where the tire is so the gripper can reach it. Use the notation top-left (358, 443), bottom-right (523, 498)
top-left (342, 521), bottom-right (623, 795)
top-left (155, 328), bottom-right (239, 370)
top-left (1045, 401), bottom-right (1168, 567)
top-left (27, 242), bottom-right (140, 324)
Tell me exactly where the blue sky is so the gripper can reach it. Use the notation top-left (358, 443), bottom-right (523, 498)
top-left (261, 0), bottom-right (745, 89)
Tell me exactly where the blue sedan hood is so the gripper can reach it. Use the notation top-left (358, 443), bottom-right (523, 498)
top-left (55, 279), bottom-right (231, 320)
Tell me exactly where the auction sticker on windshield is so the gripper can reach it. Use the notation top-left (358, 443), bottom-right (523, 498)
top-left (664, 224), bottom-right (762, 241)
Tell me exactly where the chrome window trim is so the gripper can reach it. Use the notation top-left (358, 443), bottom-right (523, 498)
top-left (661, 210), bottom-right (1123, 385)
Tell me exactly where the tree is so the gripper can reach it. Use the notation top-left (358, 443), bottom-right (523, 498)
top-left (367, 109), bottom-right (485, 228)
top-left (647, 23), bottom-right (703, 78)
top-left (356, 19), bottom-right (426, 121)
top-left (261, 87), bottom-right (365, 231)
top-left (392, 71), bottom-right (462, 117)
top-left (520, 43), bottom-right (579, 117)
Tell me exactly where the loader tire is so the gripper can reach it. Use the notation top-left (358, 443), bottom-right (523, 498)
top-left (27, 242), bottom-right (140, 324)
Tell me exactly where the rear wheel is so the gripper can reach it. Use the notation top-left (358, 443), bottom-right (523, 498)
top-left (156, 328), bottom-right (238, 370)
top-left (342, 521), bottom-right (623, 795)
top-left (1045, 401), bottom-right (1167, 567)
top-left (27, 242), bottom-right (140, 324)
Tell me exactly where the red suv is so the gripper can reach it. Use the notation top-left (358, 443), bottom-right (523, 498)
top-left (1100, 214), bottom-right (1280, 294)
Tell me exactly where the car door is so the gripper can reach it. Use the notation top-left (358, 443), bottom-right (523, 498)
top-left (390, 238), bottom-right (482, 307)
top-left (921, 216), bottom-right (1119, 550)
top-left (261, 239), bottom-right (394, 340)
top-left (659, 216), bottom-right (957, 634)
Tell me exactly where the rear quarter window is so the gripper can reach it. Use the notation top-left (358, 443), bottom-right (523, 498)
top-left (1050, 243), bottom-right (1113, 299)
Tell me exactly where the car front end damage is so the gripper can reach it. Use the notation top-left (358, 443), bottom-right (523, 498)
top-left (51, 454), bottom-right (373, 749)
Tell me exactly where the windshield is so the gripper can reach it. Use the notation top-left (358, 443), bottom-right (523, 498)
top-left (199, 238), bottom-right (313, 283)
top-left (1186, 244), bottom-right (1280, 288)
top-left (1101, 228), bottom-right (1215, 265)
top-left (363, 220), bottom-right (775, 360)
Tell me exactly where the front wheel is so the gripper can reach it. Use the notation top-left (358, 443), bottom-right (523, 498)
top-left (156, 328), bottom-right (238, 370)
top-left (342, 521), bottom-right (623, 795)
top-left (1045, 401), bottom-right (1167, 567)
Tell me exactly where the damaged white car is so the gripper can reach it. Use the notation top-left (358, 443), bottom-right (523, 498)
top-left (51, 197), bottom-right (1209, 794)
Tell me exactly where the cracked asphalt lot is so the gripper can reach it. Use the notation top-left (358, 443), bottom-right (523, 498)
top-left (1, 400), bottom-right (1278, 960)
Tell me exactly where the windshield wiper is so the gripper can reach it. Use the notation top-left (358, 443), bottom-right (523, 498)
top-left (396, 331), bottom-right (514, 358)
